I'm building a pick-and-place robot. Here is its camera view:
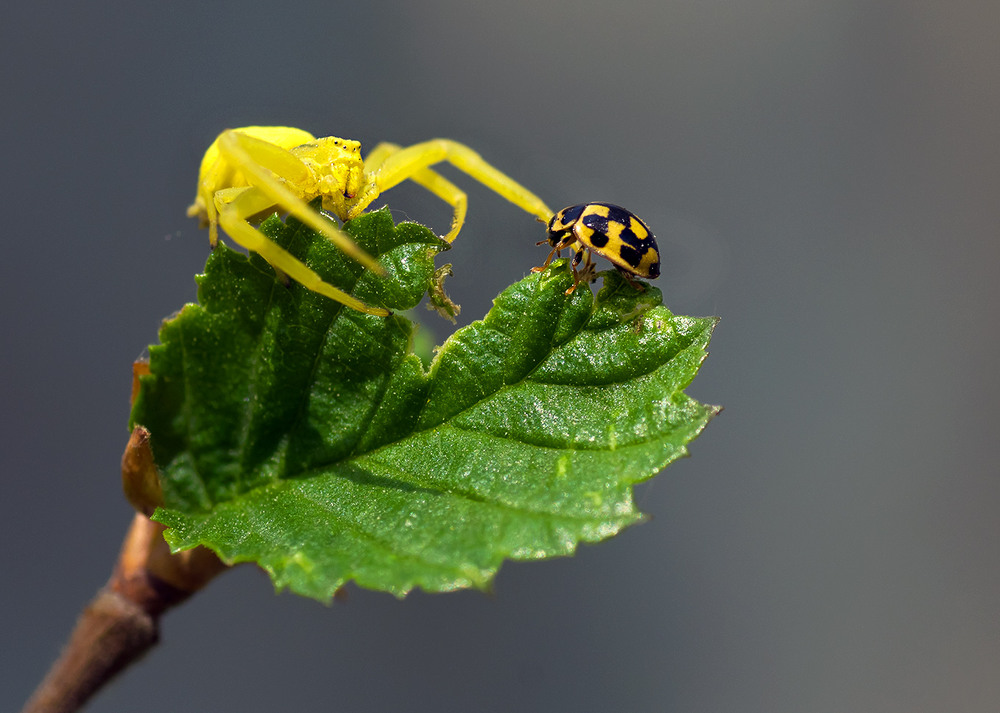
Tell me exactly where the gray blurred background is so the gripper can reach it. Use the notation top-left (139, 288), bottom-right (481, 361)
top-left (3, 1), bottom-right (998, 711)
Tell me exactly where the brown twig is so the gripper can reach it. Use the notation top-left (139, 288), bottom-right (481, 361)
top-left (21, 426), bottom-right (230, 713)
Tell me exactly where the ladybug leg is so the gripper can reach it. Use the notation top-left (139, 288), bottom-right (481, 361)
top-left (564, 246), bottom-right (591, 295)
top-left (532, 234), bottom-right (574, 273)
top-left (577, 251), bottom-right (598, 285)
top-left (530, 246), bottom-right (562, 272)
top-left (618, 268), bottom-right (647, 292)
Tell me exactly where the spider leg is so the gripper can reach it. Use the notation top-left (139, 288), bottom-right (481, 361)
top-left (190, 127), bottom-right (317, 248)
top-left (365, 139), bottom-right (553, 243)
top-left (366, 142), bottom-right (468, 243)
top-left (217, 130), bottom-right (385, 275)
top-left (217, 186), bottom-right (391, 316)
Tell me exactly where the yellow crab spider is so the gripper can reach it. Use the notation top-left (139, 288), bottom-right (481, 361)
top-left (188, 126), bottom-right (554, 316)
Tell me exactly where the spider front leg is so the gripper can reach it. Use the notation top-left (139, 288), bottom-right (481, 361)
top-left (217, 186), bottom-right (391, 317)
top-left (364, 139), bottom-right (553, 243)
top-left (365, 142), bottom-right (468, 243)
top-left (189, 126), bottom-right (318, 249)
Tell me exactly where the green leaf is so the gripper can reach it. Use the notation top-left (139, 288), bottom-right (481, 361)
top-left (131, 208), bottom-right (719, 601)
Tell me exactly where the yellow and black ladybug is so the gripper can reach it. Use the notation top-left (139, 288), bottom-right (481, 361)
top-left (537, 202), bottom-right (660, 293)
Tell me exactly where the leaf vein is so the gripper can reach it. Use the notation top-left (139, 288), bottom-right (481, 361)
top-left (359, 454), bottom-right (616, 524)
top-left (289, 487), bottom-right (475, 575)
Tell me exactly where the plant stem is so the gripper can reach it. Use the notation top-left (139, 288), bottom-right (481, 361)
top-left (21, 428), bottom-right (229, 713)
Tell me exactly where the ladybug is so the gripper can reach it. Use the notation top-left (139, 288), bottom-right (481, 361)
top-left (536, 202), bottom-right (660, 293)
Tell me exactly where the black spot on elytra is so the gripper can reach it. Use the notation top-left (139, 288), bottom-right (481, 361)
top-left (604, 205), bottom-right (634, 225)
top-left (587, 230), bottom-right (610, 248)
top-left (618, 243), bottom-right (643, 268)
top-left (581, 212), bottom-right (610, 235)
top-left (618, 226), bottom-right (641, 246)
top-left (555, 204), bottom-right (585, 226)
